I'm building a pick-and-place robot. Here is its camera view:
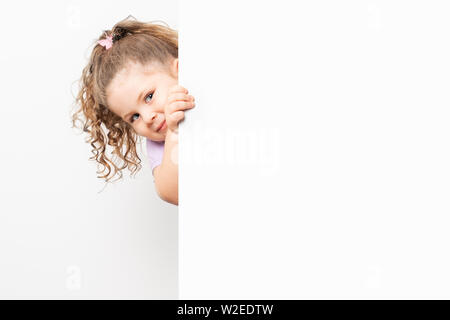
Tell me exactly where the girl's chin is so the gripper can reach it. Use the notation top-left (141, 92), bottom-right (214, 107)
top-left (143, 134), bottom-right (165, 141)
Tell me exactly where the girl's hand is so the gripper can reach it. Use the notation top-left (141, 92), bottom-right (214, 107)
top-left (164, 84), bottom-right (196, 134)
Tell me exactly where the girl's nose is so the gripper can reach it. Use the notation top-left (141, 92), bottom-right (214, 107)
top-left (142, 111), bottom-right (157, 124)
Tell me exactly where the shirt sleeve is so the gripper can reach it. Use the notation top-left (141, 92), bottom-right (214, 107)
top-left (146, 138), bottom-right (165, 177)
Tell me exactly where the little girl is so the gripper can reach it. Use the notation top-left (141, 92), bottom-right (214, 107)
top-left (71, 16), bottom-right (195, 206)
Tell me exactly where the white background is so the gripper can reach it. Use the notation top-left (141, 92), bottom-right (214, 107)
top-left (179, 0), bottom-right (450, 299)
top-left (0, 0), bottom-right (178, 299)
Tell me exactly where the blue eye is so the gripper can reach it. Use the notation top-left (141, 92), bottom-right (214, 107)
top-left (145, 92), bottom-right (154, 103)
top-left (129, 91), bottom-right (154, 123)
top-left (130, 113), bottom-right (139, 122)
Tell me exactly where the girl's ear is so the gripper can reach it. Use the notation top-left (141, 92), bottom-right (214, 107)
top-left (171, 58), bottom-right (178, 77)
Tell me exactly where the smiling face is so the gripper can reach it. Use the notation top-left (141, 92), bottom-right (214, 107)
top-left (106, 58), bottom-right (178, 141)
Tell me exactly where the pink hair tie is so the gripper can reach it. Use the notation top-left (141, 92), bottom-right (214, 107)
top-left (97, 34), bottom-right (113, 50)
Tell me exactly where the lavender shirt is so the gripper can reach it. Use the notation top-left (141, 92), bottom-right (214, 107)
top-left (146, 138), bottom-right (165, 177)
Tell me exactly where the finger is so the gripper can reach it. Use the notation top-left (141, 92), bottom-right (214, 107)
top-left (169, 110), bottom-right (185, 123)
top-left (169, 84), bottom-right (189, 95)
top-left (168, 100), bottom-right (195, 113)
top-left (166, 100), bottom-right (195, 113)
top-left (168, 93), bottom-right (195, 103)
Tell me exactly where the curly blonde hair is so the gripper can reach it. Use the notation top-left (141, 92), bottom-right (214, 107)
top-left (71, 15), bottom-right (178, 185)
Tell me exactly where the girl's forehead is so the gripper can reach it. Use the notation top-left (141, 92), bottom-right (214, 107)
top-left (110, 63), bottom-right (161, 92)
top-left (117, 61), bottom-right (158, 80)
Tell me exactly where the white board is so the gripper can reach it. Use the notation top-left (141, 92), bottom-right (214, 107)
top-left (179, 0), bottom-right (450, 299)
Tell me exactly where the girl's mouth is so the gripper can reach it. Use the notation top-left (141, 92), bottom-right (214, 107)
top-left (157, 120), bottom-right (166, 132)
